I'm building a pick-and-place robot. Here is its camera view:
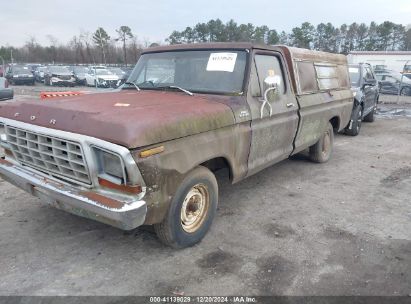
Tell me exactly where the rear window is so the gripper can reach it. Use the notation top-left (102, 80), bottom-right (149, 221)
top-left (296, 61), bottom-right (349, 94)
top-left (315, 64), bottom-right (339, 90)
top-left (296, 61), bottom-right (318, 93)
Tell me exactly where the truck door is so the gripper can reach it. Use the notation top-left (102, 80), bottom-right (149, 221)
top-left (246, 51), bottom-right (299, 177)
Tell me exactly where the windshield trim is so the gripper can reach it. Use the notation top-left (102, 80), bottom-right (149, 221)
top-left (125, 48), bottom-right (250, 96)
top-left (124, 86), bottom-right (244, 96)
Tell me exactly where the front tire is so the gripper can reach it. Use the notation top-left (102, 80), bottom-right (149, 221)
top-left (154, 166), bottom-right (218, 248)
top-left (363, 104), bottom-right (376, 123)
top-left (345, 104), bottom-right (363, 136)
top-left (309, 122), bottom-right (334, 163)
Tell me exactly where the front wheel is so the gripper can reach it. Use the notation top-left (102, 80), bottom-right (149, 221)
top-left (309, 122), bottom-right (334, 163)
top-left (345, 104), bottom-right (363, 136)
top-left (154, 166), bottom-right (218, 248)
top-left (363, 103), bottom-right (376, 123)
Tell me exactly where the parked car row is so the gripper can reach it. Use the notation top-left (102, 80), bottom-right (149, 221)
top-left (4, 64), bottom-right (132, 88)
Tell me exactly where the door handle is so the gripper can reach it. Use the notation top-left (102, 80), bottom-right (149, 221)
top-left (286, 103), bottom-right (294, 108)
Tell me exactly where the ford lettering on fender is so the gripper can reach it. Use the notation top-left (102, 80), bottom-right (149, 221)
top-left (0, 43), bottom-right (353, 248)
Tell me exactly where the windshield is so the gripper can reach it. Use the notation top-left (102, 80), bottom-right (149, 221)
top-left (49, 66), bottom-right (70, 73)
top-left (348, 66), bottom-right (360, 86)
top-left (95, 69), bottom-right (113, 75)
top-left (73, 66), bottom-right (89, 73)
top-left (376, 73), bottom-right (411, 84)
top-left (389, 72), bottom-right (411, 83)
top-left (127, 50), bottom-right (247, 94)
top-left (109, 68), bottom-right (124, 74)
top-left (13, 67), bottom-right (31, 74)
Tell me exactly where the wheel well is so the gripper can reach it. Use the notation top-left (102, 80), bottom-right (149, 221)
top-left (329, 116), bottom-right (340, 132)
top-left (200, 157), bottom-right (232, 181)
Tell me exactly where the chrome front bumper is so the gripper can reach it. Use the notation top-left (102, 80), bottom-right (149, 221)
top-left (0, 158), bottom-right (147, 230)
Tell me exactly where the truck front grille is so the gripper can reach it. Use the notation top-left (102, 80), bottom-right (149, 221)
top-left (6, 126), bottom-right (91, 185)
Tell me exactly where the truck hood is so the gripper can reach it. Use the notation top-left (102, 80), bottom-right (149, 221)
top-left (0, 90), bottom-right (235, 148)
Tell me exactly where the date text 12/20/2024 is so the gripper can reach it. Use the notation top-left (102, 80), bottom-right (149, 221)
top-left (149, 296), bottom-right (257, 303)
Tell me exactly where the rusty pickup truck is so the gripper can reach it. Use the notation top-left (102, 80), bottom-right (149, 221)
top-left (0, 43), bottom-right (353, 248)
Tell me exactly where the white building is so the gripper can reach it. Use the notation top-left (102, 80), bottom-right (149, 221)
top-left (347, 51), bottom-right (411, 73)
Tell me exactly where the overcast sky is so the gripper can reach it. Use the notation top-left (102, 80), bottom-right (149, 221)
top-left (1, 0), bottom-right (410, 47)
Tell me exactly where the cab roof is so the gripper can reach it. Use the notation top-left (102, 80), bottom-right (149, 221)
top-left (142, 42), bottom-right (347, 65)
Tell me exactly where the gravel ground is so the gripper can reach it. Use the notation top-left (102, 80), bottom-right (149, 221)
top-left (0, 85), bottom-right (410, 296)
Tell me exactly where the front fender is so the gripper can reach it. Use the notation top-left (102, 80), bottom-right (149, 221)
top-left (132, 123), bottom-right (251, 224)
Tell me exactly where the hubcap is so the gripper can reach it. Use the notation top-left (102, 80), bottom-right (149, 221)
top-left (180, 184), bottom-right (210, 233)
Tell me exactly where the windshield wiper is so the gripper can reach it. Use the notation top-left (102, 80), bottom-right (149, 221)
top-left (123, 81), bottom-right (141, 91)
top-left (157, 85), bottom-right (194, 96)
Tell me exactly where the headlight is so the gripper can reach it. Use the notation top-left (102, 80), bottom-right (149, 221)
top-left (28, 75), bottom-right (33, 77)
top-left (0, 123), bottom-right (10, 156)
top-left (353, 91), bottom-right (357, 97)
top-left (0, 123), bottom-right (5, 142)
top-left (13, 75), bottom-right (19, 78)
top-left (0, 123), bottom-right (4, 158)
top-left (93, 147), bottom-right (126, 184)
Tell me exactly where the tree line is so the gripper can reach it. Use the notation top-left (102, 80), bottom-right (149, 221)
top-left (1, 20), bottom-right (410, 65)
top-left (168, 19), bottom-right (411, 53)
top-left (0, 26), bottom-right (158, 65)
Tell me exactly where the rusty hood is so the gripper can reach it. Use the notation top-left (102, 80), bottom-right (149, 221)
top-left (0, 90), bottom-right (235, 148)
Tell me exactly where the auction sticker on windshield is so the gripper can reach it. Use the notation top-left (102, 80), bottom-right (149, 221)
top-left (207, 53), bottom-right (237, 72)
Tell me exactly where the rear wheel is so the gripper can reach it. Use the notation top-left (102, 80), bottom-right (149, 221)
top-left (154, 166), bottom-right (218, 248)
top-left (345, 104), bottom-right (363, 136)
top-left (309, 122), bottom-right (334, 163)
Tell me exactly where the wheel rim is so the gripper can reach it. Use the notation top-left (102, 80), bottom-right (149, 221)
top-left (180, 184), bottom-right (210, 233)
top-left (321, 130), bottom-right (331, 157)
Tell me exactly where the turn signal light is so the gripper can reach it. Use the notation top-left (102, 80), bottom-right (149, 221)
top-left (139, 146), bottom-right (165, 158)
top-left (98, 177), bottom-right (142, 194)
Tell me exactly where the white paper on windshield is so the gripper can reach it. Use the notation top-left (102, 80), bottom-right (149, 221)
top-left (349, 67), bottom-right (359, 73)
top-left (207, 53), bottom-right (237, 72)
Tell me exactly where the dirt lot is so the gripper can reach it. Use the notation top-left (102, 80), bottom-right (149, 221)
top-left (0, 86), bottom-right (410, 296)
